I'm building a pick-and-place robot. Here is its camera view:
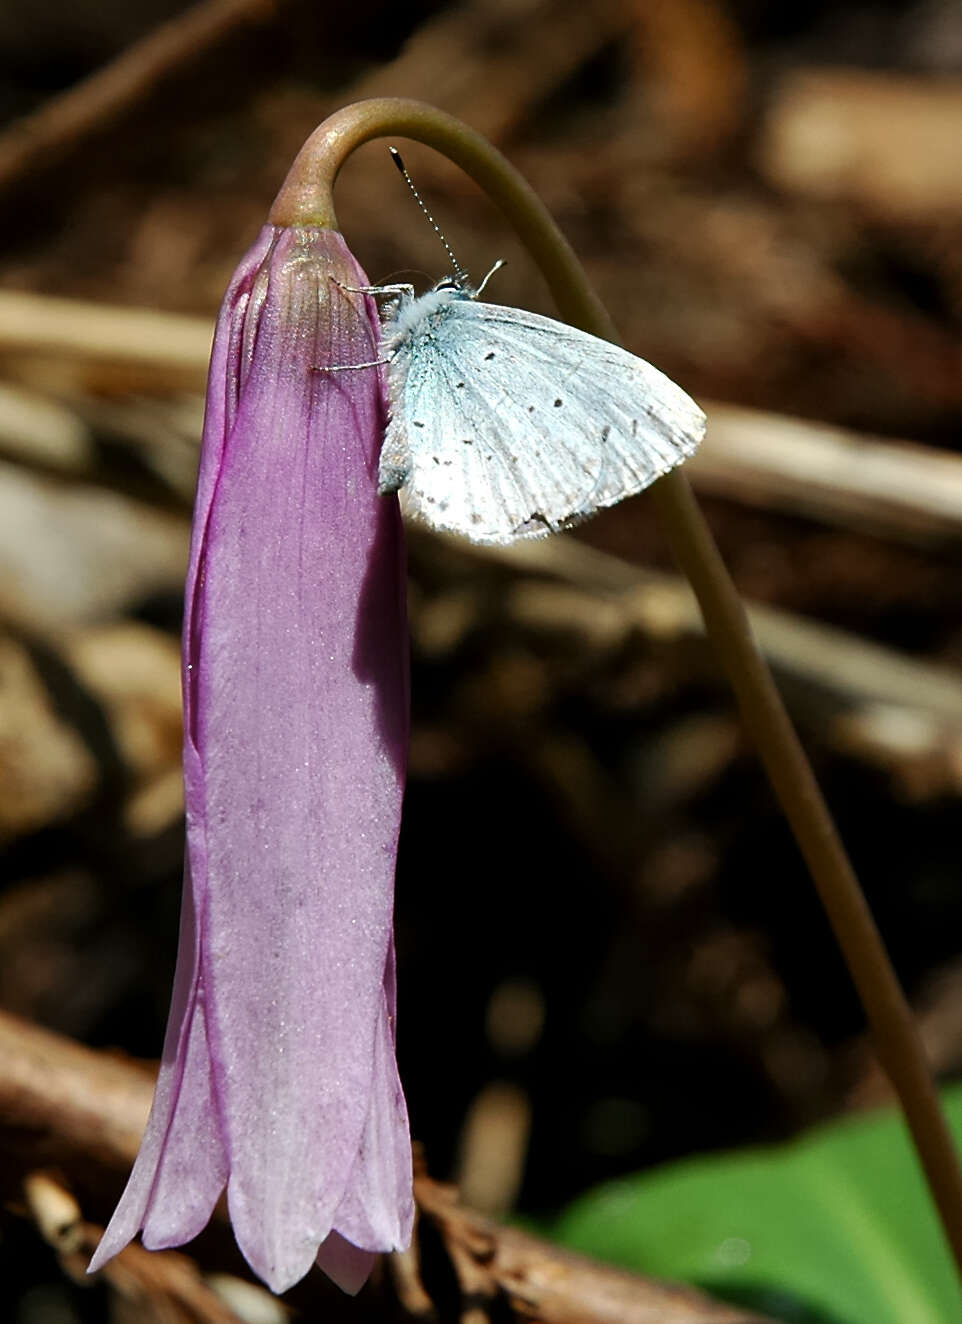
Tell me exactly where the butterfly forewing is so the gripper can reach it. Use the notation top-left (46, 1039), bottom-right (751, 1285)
top-left (380, 295), bottom-right (705, 545)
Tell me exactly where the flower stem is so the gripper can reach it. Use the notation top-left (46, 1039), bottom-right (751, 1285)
top-left (272, 97), bottom-right (962, 1286)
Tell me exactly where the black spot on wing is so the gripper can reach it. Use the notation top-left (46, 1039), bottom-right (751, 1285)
top-left (484, 352), bottom-right (496, 361)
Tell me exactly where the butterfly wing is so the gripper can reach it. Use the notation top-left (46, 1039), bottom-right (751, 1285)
top-left (380, 297), bottom-right (705, 545)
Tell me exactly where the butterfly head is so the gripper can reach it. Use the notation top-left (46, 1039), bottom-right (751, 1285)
top-left (432, 259), bottom-right (505, 302)
top-left (432, 273), bottom-right (476, 300)
top-left (381, 262), bottom-right (506, 341)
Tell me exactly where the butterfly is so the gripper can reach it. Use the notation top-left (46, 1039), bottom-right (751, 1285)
top-left (372, 267), bottom-right (705, 545)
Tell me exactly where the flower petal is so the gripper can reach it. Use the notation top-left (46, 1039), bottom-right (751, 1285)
top-left (330, 938), bottom-right (414, 1252)
top-left (90, 226), bottom-right (412, 1296)
top-left (193, 230), bottom-right (410, 1292)
top-left (88, 877), bottom-right (225, 1269)
top-left (89, 229), bottom-right (277, 1277)
top-left (315, 1231), bottom-right (378, 1296)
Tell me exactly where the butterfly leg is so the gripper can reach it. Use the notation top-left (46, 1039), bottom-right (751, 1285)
top-left (330, 277), bottom-right (416, 301)
top-left (312, 359), bottom-right (387, 373)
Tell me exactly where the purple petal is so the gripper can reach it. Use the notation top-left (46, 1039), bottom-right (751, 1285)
top-left (140, 1002), bottom-right (226, 1249)
top-left (329, 937), bottom-right (413, 1250)
top-left (89, 233), bottom-right (276, 1273)
top-left (193, 229), bottom-right (410, 1292)
top-left (87, 870), bottom-right (225, 1269)
top-left (315, 1232), bottom-right (378, 1296)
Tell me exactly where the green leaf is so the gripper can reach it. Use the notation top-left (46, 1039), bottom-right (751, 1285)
top-left (551, 1083), bottom-right (962, 1324)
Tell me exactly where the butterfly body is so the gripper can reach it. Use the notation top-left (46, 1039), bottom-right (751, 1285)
top-left (376, 280), bottom-right (705, 545)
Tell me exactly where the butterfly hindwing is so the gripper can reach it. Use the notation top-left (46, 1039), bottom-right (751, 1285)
top-left (380, 295), bottom-right (705, 545)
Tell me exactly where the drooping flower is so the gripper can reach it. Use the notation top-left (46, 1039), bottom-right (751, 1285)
top-left (89, 226), bottom-right (413, 1294)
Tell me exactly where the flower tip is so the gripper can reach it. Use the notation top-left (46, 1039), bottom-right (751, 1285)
top-left (316, 1231), bottom-right (378, 1295)
top-left (87, 1211), bottom-right (143, 1276)
top-left (85, 1239), bottom-right (113, 1276)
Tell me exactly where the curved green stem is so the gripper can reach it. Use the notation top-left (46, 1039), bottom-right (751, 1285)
top-left (272, 97), bottom-right (962, 1288)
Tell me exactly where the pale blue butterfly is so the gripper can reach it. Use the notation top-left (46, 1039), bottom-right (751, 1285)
top-left (346, 150), bottom-right (705, 546)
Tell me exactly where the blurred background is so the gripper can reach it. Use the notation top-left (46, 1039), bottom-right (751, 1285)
top-left (2, 0), bottom-right (962, 1320)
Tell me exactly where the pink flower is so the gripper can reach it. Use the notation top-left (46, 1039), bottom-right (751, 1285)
top-left (89, 226), bottom-right (413, 1294)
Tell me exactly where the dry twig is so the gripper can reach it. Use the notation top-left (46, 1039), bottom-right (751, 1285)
top-left (693, 403), bottom-right (962, 545)
top-left (0, 290), bottom-right (212, 391)
top-left (0, 0), bottom-right (278, 195)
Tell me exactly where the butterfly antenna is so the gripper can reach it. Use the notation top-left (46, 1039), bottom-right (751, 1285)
top-left (390, 146), bottom-right (469, 286)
